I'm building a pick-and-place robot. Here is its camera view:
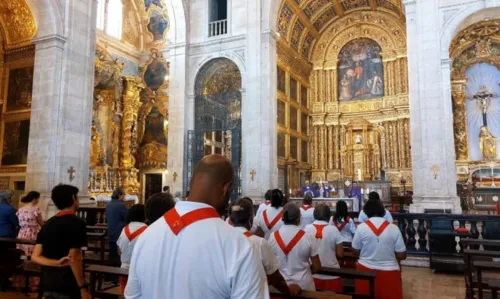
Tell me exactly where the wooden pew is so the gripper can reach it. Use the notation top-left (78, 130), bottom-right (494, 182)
top-left (474, 260), bottom-right (500, 299)
top-left (462, 238), bottom-right (500, 251)
top-left (0, 238), bottom-right (39, 295)
top-left (319, 267), bottom-right (376, 299)
top-left (489, 279), bottom-right (500, 299)
top-left (463, 249), bottom-right (500, 298)
top-left (86, 265), bottom-right (128, 298)
top-left (84, 232), bottom-right (107, 265)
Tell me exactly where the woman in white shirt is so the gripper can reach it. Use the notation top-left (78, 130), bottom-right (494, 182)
top-left (117, 204), bottom-right (147, 294)
top-left (268, 203), bottom-right (321, 291)
top-left (255, 189), bottom-right (285, 240)
top-left (330, 200), bottom-right (356, 242)
top-left (299, 195), bottom-right (315, 229)
top-left (304, 204), bottom-right (344, 292)
top-left (352, 198), bottom-right (407, 299)
top-left (357, 192), bottom-right (393, 223)
top-left (229, 198), bottom-right (300, 297)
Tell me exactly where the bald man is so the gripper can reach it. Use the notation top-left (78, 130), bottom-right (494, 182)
top-left (125, 155), bottom-right (269, 299)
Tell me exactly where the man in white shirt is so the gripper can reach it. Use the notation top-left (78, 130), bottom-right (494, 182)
top-left (125, 155), bottom-right (269, 299)
top-left (299, 195), bottom-right (315, 229)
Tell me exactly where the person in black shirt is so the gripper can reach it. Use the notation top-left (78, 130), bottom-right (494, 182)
top-left (32, 184), bottom-right (90, 299)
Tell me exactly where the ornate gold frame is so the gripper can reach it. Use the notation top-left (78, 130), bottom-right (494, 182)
top-left (145, 5), bottom-right (170, 45)
top-left (139, 48), bottom-right (170, 98)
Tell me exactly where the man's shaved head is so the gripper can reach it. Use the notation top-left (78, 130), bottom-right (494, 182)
top-left (188, 155), bottom-right (234, 215)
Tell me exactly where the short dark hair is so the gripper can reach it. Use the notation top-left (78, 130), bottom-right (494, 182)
top-left (363, 198), bottom-right (386, 218)
top-left (145, 192), bottom-right (175, 224)
top-left (368, 191), bottom-right (381, 201)
top-left (21, 191), bottom-right (40, 203)
top-left (270, 189), bottom-right (284, 208)
top-left (112, 187), bottom-right (125, 199)
top-left (313, 203), bottom-right (331, 222)
top-left (51, 184), bottom-right (79, 210)
top-left (303, 194), bottom-right (313, 205)
top-left (163, 186), bottom-right (170, 192)
top-left (229, 198), bottom-right (254, 227)
top-left (334, 200), bottom-right (348, 222)
top-left (264, 190), bottom-right (272, 201)
top-left (127, 204), bottom-right (146, 224)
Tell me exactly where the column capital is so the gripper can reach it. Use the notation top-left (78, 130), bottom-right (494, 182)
top-left (33, 34), bottom-right (66, 49)
top-left (262, 30), bottom-right (280, 42)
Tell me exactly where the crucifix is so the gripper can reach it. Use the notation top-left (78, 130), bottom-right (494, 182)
top-left (173, 172), bottom-right (178, 183)
top-left (469, 85), bottom-right (498, 127)
top-left (67, 166), bottom-right (76, 182)
top-left (250, 169), bottom-right (256, 181)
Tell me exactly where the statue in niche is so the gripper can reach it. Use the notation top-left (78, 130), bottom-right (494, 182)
top-left (90, 123), bottom-right (103, 167)
top-left (479, 126), bottom-right (497, 161)
top-left (141, 107), bottom-right (167, 146)
top-left (355, 134), bottom-right (362, 144)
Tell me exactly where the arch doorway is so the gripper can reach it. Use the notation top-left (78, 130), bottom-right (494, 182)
top-left (187, 58), bottom-right (242, 200)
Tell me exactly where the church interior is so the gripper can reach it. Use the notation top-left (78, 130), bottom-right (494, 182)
top-left (1, 0), bottom-right (500, 298)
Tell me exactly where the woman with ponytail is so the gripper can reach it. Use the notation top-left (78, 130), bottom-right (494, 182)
top-left (255, 189), bottom-right (286, 240)
top-left (13, 191), bottom-right (43, 291)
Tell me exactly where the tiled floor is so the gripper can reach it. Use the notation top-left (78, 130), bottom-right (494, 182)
top-left (1, 266), bottom-right (467, 298)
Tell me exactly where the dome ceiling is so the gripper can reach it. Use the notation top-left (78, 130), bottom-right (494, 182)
top-left (0, 0), bottom-right (36, 48)
top-left (277, 0), bottom-right (404, 59)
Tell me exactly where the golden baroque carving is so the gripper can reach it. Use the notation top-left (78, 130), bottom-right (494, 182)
top-left (451, 81), bottom-right (468, 161)
top-left (0, 0), bottom-right (36, 46)
top-left (450, 19), bottom-right (500, 59)
top-left (136, 141), bottom-right (168, 169)
top-left (123, 1), bottom-right (142, 49)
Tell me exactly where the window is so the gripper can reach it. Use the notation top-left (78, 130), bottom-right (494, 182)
top-left (290, 77), bottom-right (298, 101)
top-left (96, 0), bottom-right (106, 30)
top-left (107, 0), bottom-right (123, 39)
top-left (209, 0), bottom-right (227, 22)
top-left (290, 106), bottom-right (298, 131)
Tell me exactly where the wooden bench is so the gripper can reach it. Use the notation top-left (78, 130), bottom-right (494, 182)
top-left (84, 232), bottom-right (107, 265)
top-left (86, 265), bottom-right (128, 298)
top-left (319, 267), bottom-right (376, 299)
top-left (474, 260), bottom-right (500, 299)
top-left (489, 279), bottom-right (500, 299)
top-left (463, 249), bottom-right (500, 298)
top-left (0, 238), bottom-right (39, 295)
top-left (462, 238), bottom-right (500, 251)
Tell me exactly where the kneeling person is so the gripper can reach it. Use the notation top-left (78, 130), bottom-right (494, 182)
top-left (230, 198), bottom-right (301, 296)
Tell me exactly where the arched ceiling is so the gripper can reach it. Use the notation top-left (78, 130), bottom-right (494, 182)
top-left (277, 0), bottom-right (404, 60)
top-left (0, 0), bottom-right (36, 48)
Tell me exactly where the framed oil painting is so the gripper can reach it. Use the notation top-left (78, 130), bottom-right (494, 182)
top-left (147, 10), bottom-right (169, 42)
top-left (141, 107), bottom-right (168, 146)
top-left (277, 100), bottom-right (286, 126)
top-left (290, 106), bottom-right (298, 131)
top-left (290, 77), bottom-right (298, 101)
top-left (338, 38), bottom-right (384, 101)
top-left (2, 120), bottom-right (30, 166)
top-left (278, 133), bottom-right (286, 157)
top-left (6, 66), bottom-right (34, 112)
top-left (144, 54), bottom-right (168, 91)
top-left (144, 0), bottom-right (163, 10)
top-left (277, 66), bottom-right (286, 93)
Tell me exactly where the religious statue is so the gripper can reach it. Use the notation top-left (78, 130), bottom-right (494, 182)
top-left (339, 74), bottom-right (352, 100)
top-left (368, 71), bottom-right (384, 95)
top-left (355, 134), bottom-right (362, 144)
top-left (90, 124), bottom-right (103, 167)
top-left (479, 126), bottom-right (497, 161)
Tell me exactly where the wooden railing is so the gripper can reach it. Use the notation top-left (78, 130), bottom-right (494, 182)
top-left (209, 19), bottom-right (227, 37)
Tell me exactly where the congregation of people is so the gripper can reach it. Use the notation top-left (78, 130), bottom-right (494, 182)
top-left (0, 154), bottom-right (407, 299)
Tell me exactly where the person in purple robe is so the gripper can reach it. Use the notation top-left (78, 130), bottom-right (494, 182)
top-left (301, 181), bottom-right (314, 197)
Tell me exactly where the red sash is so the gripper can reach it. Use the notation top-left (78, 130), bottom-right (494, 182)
top-left (263, 210), bottom-right (283, 230)
top-left (243, 231), bottom-right (253, 238)
top-left (332, 217), bottom-right (351, 231)
top-left (313, 224), bottom-right (327, 239)
top-left (274, 230), bottom-right (305, 256)
top-left (365, 220), bottom-right (390, 237)
top-left (124, 225), bottom-right (147, 242)
top-left (301, 205), bottom-right (313, 211)
top-left (55, 210), bottom-right (75, 217)
top-left (265, 200), bottom-right (271, 206)
top-left (228, 218), bottom-right (233, 226)
top-left (164, 207), bottom-right (220, 235)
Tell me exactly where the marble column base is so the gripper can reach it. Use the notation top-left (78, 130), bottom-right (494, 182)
top-left (409, 196), bottom-right (462, 214)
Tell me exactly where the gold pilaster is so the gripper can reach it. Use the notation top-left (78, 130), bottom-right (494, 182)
top-left (313, 125), bottom-right (319, 169)
top-left (451, 80), bottom-right (468, 161)
top-left (319, 125), bottom-right (326, 169)
top-left (327, 125), bottom-right (334, 169)
top-left (383, 60), bottom-right (390, 97)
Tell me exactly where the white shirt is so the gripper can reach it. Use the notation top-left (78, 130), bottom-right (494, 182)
top-left (125, 201), bottom-right (269, 299)
top-left (233, 226), bottom-right (280, 276)
top-left (268, 225), bottom-right (319, 291)
top-left (352, 217), bottom-right (406, 271)
top-left (256, 201), bottom-right (271, 217)
top-left (117, 222), bottom-right (148, 269)
top-left (255, 206), bottom-right (284, 240)
top-left (358, 209), bottom-right (393, 223)
top-left (299, 205), bottom-right (315, 229)
top-left (329, 217), bottom-right (356, 243)
top-left (304, 221), bottom-right (343, 280)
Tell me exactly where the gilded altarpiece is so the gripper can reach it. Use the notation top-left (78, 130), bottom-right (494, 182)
top-left (308, 11), bottom-right (411, 187)
top-left (450, 20), bottom-right (500, 186)
top-left (90, 47), bottom-right (168, 197)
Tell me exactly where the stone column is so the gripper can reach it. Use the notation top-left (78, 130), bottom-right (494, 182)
top-left (26, 0), bottom-right (97, 218)
top-left (404, 0), bottom-right (461, 213)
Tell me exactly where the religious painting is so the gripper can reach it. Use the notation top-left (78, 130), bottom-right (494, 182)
top-left (290, 77), bottom-right (298, 101)
top-left (301, 140), bottom-right (308, 162)
top-left (465, 63), bottom-right (500, 161)
top-left (2, 120), bottom-right (30, 165)
top-left (278, 66), bottom-right (286, 93)
top-left (147, 10), bottom-right (169, 42)
top-left (290, 136), bottom-right (298, 159)
top-left (144, 54), bottom-right (168, 91)
top-left (277, 100), bottom-right (286, 126)
top-left (6, 66), bottom-right (34, 111)
top-left (301, 113), bottom-right (308, 134)
top-left (338, 38), bottom-right (384, 101)
top-left (290, 106), bottom-right (298, 131)
top-left (141, 107), bottom-right (168, 146)
top-left (278, 133), bottom-right (286, 157)
top-left (301, 85), bottom-right (308, 107)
